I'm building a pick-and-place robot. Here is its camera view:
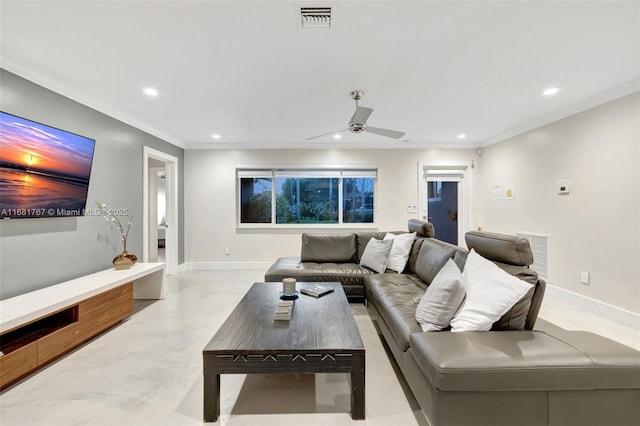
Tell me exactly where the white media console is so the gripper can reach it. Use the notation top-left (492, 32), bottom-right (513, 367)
top-left (0, 263), bottom-right (165, 389)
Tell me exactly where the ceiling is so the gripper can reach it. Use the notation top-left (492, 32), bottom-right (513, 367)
top-left (1, 1), bottom-right (639, 150)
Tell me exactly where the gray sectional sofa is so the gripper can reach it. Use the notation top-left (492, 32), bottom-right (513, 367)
top-left (264, 220), bottom-right (640, 425)
top-left (265, 219), bottom-right (435, 300)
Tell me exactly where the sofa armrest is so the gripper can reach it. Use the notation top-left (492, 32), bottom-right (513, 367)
top-left (525, 278), bottom-right (546, 330)
top-left (264, 257), bottom-right (300, 282)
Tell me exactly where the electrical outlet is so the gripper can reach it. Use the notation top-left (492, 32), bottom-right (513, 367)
top-left (407, 205), bottom-right (417, 213)
top-left (558, 179), bottom-right (573, 195)
top-left (580, 271), bottom-right (589, 285)
top-left (224, 247), bottom-right (231, 255)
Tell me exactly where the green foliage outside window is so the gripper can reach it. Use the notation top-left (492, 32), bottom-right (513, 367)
top-left (276, 177), bottom-right (339, 224)
top-left (343, 177), bottom-right (374, 223)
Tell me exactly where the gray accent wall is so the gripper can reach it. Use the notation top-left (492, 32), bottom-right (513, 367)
top-left (0, 70), bottom-right (184, 300)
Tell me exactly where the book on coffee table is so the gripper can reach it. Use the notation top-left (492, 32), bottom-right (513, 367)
top-left (300, 285), bottom-right (334, 298)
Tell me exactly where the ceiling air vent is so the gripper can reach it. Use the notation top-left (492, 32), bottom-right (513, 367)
top-left (300, 7), bottom-right (331, 29)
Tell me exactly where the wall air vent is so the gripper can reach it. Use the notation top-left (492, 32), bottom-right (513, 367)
top-left (516, 231), bottom-right (549, 281)
top-left (300, 7), bottom-right (331, 29)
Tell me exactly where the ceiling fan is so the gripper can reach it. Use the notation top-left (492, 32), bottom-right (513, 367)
top-left (307, 90), bottom-right (406, 140)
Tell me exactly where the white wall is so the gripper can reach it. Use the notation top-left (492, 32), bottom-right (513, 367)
top-left (477, 93), bottom-right (639, 313)
top-left (184, 148), bottom-right (477, 264)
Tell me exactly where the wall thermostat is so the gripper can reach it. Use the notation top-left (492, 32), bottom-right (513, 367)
top-left (557, 179), bottom-right (572, 195)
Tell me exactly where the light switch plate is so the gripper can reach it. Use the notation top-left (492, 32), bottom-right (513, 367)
top-left (580, 271), bottom-right (589, 285)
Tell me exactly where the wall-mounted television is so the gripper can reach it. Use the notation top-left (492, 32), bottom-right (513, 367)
top-left (0, 111), bottom-right (96, 219)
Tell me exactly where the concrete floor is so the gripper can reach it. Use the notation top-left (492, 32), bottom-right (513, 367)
top-left (0, 269), bottom-right (637, 426)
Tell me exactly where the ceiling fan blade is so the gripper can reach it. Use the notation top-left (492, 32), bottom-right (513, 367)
top-left (350, 106), bottom-right (373, 125)
top-left (306, 129), bottom-right (349, 141)
top-left (364, 127), bottom-right (406, 139)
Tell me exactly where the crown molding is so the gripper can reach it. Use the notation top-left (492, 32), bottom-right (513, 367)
top-left (0, 53), bottom-right (186, 149)
top-left (185, 141), bottom-right (476, 150)
top-left (481, 80), bottom-right (640, 147)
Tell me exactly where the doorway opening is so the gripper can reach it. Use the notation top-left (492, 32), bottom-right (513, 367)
top-left (148, 163), bottom-right (166, 262)
top-left (418, 162), bottom-right (473, 247)
top-left (427, 181), bottom-right (459, 245)
top-left (143, 147), bottom-right (179, 275)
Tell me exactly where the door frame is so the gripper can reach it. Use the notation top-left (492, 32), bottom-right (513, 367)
top-left (143, 146), bottom-right (179, 275)
top-left (418, 161), bottom-right (474, 247)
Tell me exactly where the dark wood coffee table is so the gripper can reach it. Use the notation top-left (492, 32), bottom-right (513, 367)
top-left (203, 281), bottom-right (365, 422)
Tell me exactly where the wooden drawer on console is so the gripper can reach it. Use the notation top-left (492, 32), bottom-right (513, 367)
top-left (37, 321), bottom-right (83, 365)
top-left (0, 341), bottom-right (38, 388)
top-left (37, 283), bottom-right (133, 364)
top-left (79, 283), bottom-right (133, 317)
top-left (79, 283), bottom-right (133, 338)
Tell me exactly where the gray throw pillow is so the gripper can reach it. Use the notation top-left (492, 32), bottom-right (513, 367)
top-left (359, 238), bottom-right (393, 273)
top-left (415, 259), bottom-right (466, 331)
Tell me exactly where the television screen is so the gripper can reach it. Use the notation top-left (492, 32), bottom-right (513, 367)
top-left (0, 111), bottom-right (96, 219)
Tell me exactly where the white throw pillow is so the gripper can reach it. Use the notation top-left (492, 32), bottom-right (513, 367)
top-left (359, 238), bottom-right (394, 273)
top-left (450, 249), bottom-right (532, 332)
top-left (415, 259), bottom-right (466, 332)
top-left (383, 232), bottom-right (417, 273)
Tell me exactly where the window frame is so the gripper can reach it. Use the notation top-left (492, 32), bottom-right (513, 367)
top-left (237, 165), bottom-right (378, 229)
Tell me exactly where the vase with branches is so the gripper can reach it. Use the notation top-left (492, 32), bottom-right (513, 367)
top-left (96, 201), bottom-right (137, 269)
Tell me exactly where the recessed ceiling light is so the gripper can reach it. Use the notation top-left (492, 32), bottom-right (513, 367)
top-left (333, 134), bottom-right (342, 139)
top-left (142, 87), bottom-right (159, 97)
top-left (211, 134), bottom-right (221, 140)
top-left (543, 87), bottom-right (560, 96)
top-left (457, 134), bottom-right (467, 139)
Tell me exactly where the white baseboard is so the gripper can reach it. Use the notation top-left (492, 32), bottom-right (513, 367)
top-left (545, 284), bottom-right (640, 329)
top-left (182, 261), bottom-right (272, 271)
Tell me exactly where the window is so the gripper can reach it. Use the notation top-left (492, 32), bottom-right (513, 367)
top-left (275, 174), bottom-right (339, 224)
top-left (342, 172), bottom-right (375, 224)
top-left (427, 181), bottom-right (443, 201)
top-left (238, 167), bottom-right (377, 226)
top-left (239, 173), bottom-right (272, 223)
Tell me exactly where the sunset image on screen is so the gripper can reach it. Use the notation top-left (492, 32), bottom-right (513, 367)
top-left (0, 112), bottom-right (96, 218)
top-left (0, 112), bottom-right (94, 177)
